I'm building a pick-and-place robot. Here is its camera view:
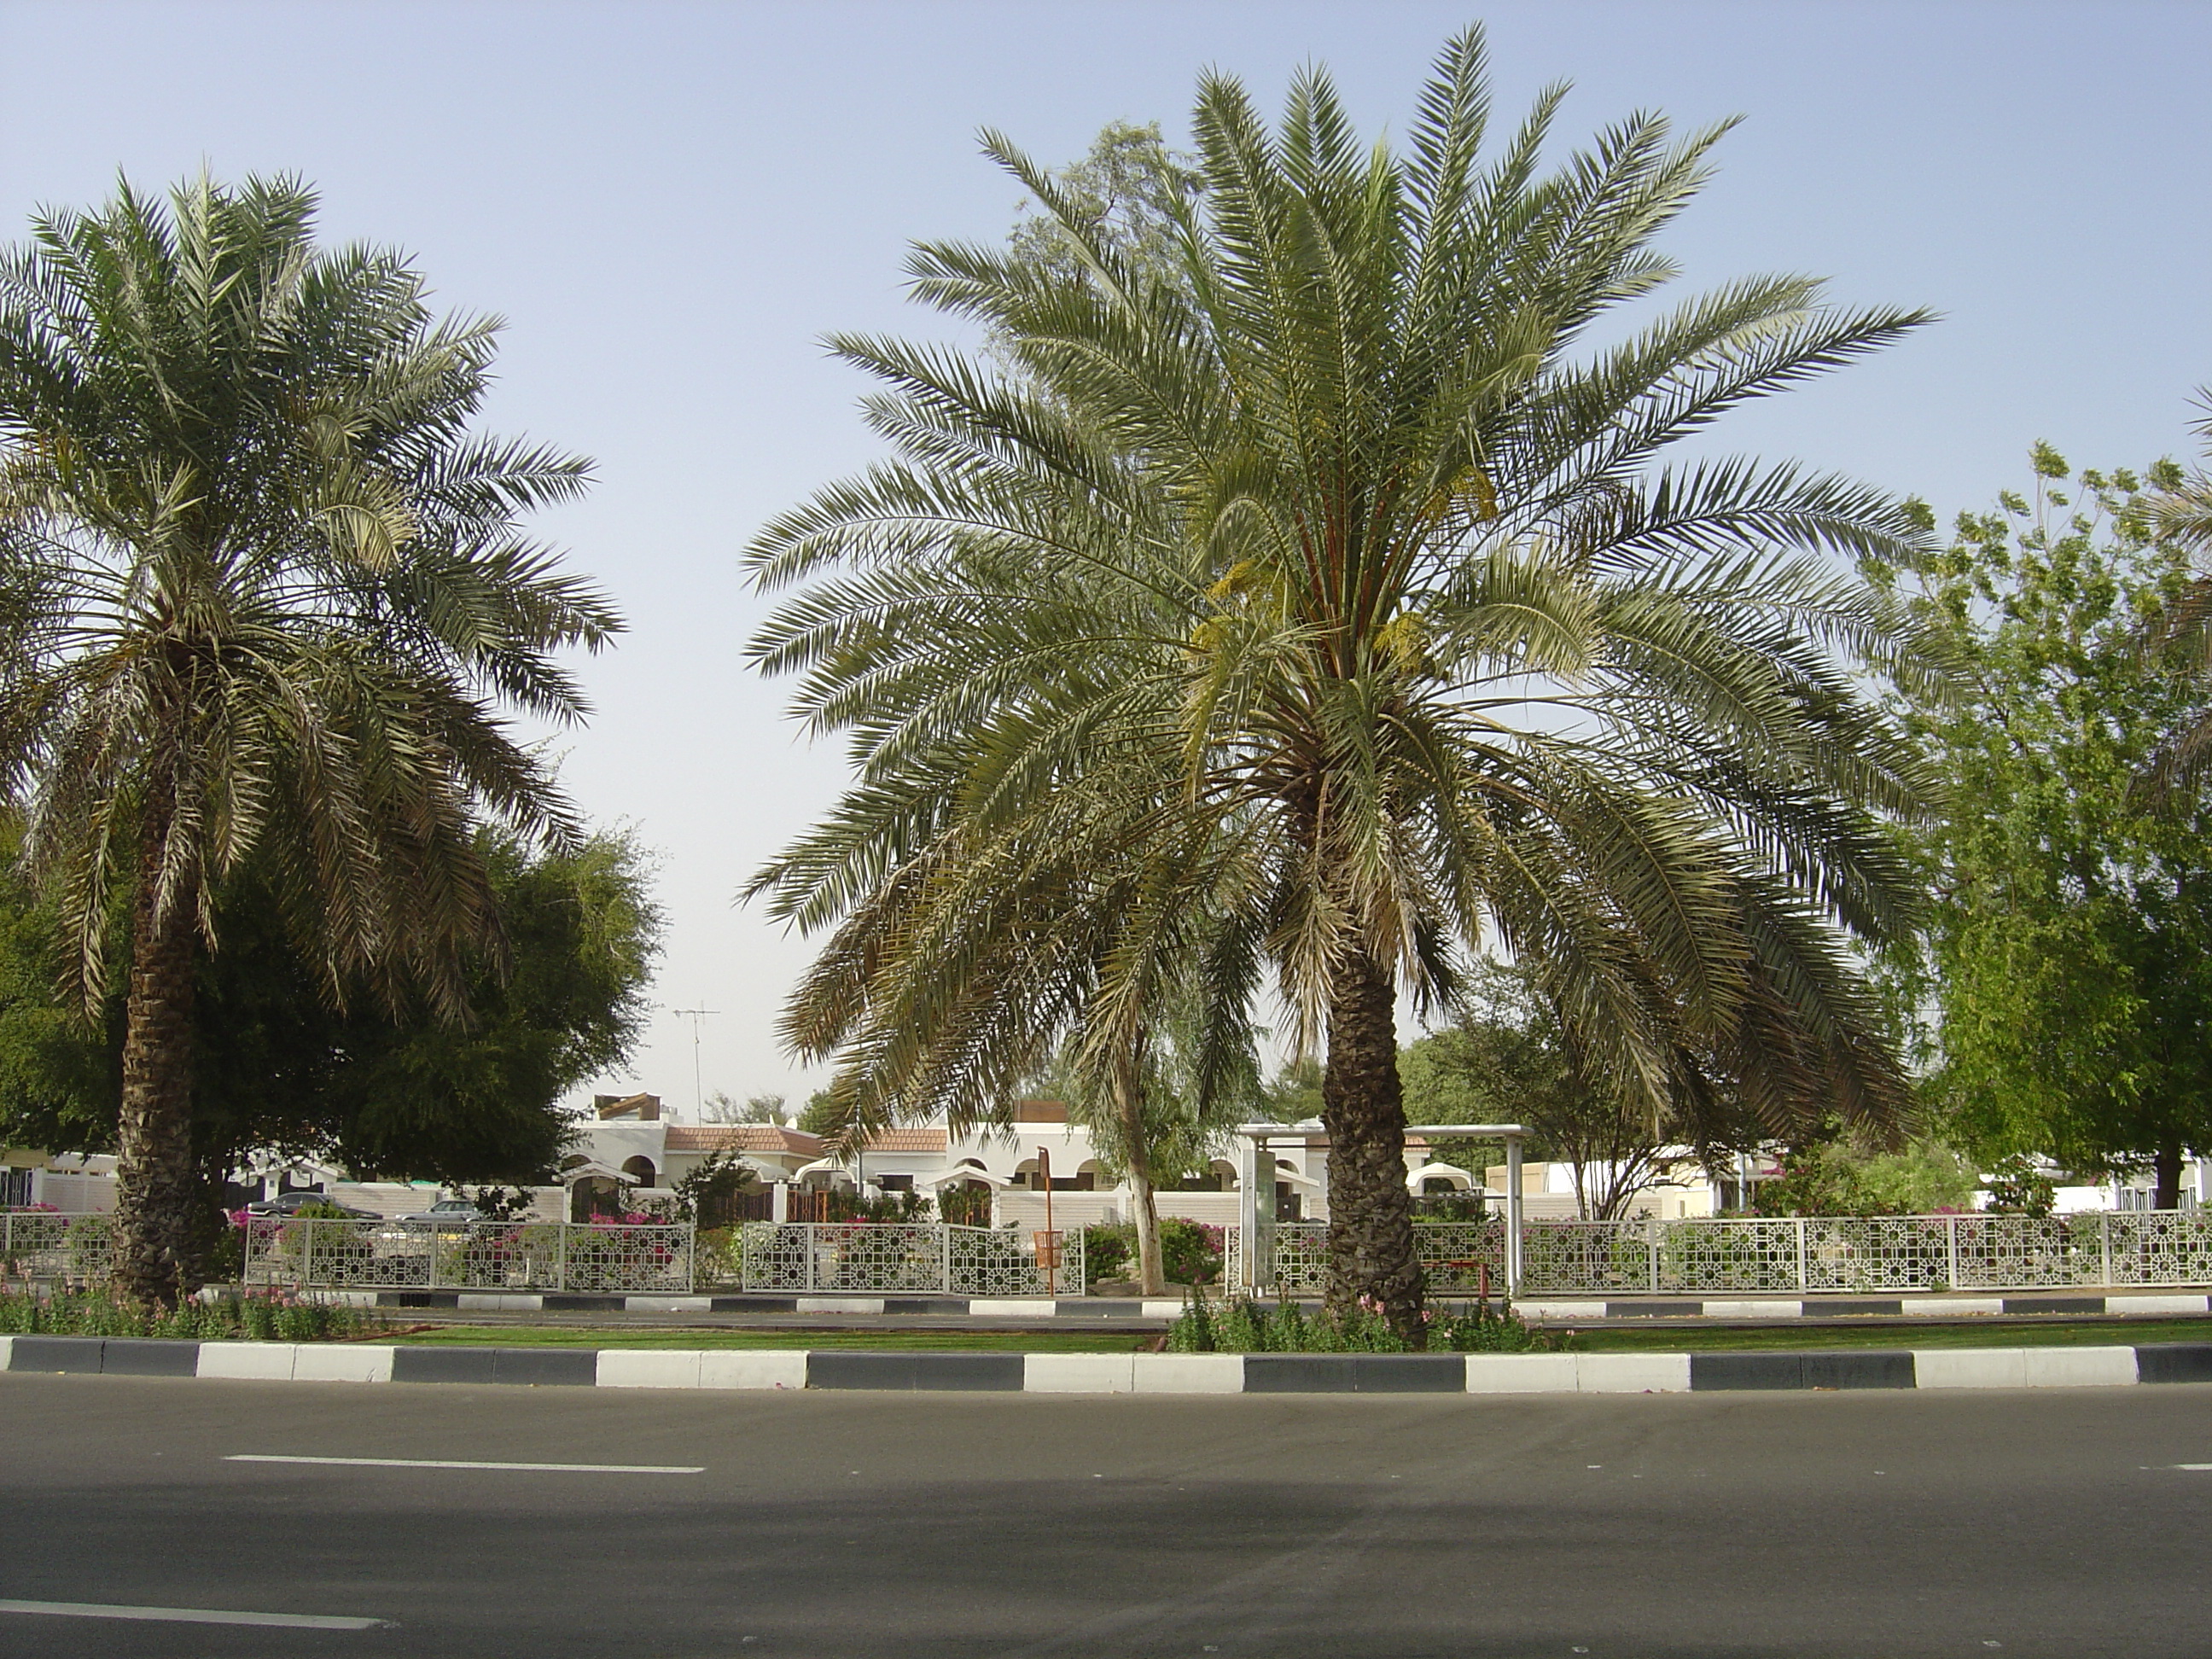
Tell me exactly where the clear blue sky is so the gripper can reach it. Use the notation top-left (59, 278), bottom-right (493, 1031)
top-left (3, 1), bottom-right (2208, 1116)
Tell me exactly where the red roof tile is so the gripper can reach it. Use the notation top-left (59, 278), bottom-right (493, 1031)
top-left (664, 1126), bottom-right (823, 1155)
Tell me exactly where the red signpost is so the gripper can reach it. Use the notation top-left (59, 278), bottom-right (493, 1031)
top-left (1033, 1146), bottom-right (1059, 1297)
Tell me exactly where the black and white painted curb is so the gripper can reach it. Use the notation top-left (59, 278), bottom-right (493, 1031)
top-left (8, 1335), bottom-right (2212, 1394)
top-left (1515, 1295), bottom-right (2212, 1320)
top-left (340, 1293), bottom-right (1192, 1318)
top-left (312, 1290), bottom-right (2212, 1319)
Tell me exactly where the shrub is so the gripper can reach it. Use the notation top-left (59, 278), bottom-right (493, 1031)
top-left (938, 1185), bottom-right (992, 1228)
top-left (1083, 1219), bottom-right (1223, 1288)
top-left (1166, 1289), bottom-right (1569, 1353)
top-left (0, 1286), bottom-right (386, 1342)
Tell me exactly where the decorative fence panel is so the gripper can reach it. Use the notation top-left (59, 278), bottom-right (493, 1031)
top-left (1253, 1220), bottom-right (1508, 1295)
top-left (1234, 1210), bottom-right (2212, 1297)
top-left (1656, 1217), bottom-right (1803, 1294)
top-left (241, 1217), bottom-right (692, 1295)
top-left (2106, 1211), bottom-right (2212, 1285)
top-left (1, 1211), bottom-right (114, 1285)
top-left (733, 1223), bottom-right (1083, 1297)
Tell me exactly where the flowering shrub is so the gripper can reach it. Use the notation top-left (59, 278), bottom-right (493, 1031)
top-left (1083, 1219), bottom-right (1223, 1287)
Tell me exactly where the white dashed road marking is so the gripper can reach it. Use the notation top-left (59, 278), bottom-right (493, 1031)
top-left (0, 1598), bottom-right (387, 1630)
top-left (226, 1453), bottom-right (703, 1474)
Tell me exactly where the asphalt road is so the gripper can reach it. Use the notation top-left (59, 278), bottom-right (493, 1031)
top-left (3, 1374), bottom-right (2209, 1658)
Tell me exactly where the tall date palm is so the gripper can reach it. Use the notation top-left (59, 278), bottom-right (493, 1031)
top-left (0, 176), bottom-right (620, 1304)
top-left (748, 31), bottom-right (1940, 1339)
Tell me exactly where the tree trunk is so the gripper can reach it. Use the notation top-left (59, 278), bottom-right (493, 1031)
top-left (2154, 1141), bottom-right (2186, 1212)
top-left (1117, 1080), bottom-right (1167, 1296)
top-left (113, 810), bottom-right (201, 1310)
top-left (1321, 944), bottom-right (1426, 1345)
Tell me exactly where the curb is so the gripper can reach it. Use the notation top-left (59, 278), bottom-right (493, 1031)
top-left (338, 1293), bottom-right (1187, 1318)
top-left (281, 1291), bottom-right (2212, 1320)
top-left (8, 1335), bottom-right (2212, 1394)
top-left (1515, 1294), bottom-right (2212, 1320)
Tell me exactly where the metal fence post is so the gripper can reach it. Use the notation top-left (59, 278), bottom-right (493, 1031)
top-left (684, 1224), bottom-right (696, 1294)
top-left (427, 1216), bottom-right (441, 1291)
top-left (1945, 1214), bottom-right (1960, 1291)
top-left (806, 1223), bottom-right (818, 1293)
top-left (2099, 1210), bottom-right (2112, 1289)
top-left (302, 1216), bottom-right (317, 1289)
top-left (1794, 1216), bottom-right (1807, 1293)
top-left (555, 1221), bottom-right (569, 1293)
top-left (1648, 1218), bottom-right (1661, 1295)
top-left (940, 1224), bottom-right (952, 1295)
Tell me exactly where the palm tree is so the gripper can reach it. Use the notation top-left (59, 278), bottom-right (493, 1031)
top-left (0, 175), bottom-right (619, 1304)
top-left (747, 29), bottom-right (1938, 1341)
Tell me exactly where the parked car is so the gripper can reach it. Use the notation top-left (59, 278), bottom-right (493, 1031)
top-left (397, 1199), bottom-right (490, 1231)
top-left (244, 1190), bottom-right (382, 1220)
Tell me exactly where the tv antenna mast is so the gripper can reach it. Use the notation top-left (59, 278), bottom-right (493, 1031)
top-left (671, 1003), bottom-right (721, 1119)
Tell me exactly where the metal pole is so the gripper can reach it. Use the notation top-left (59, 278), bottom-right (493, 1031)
top-left (1039, 1146), bottom-right (1055, 1297)
top-left (1946, 1213), bottom-right (1960, 1293)
top-left (1794, 1216), bottom-right (1807, 1295)
top-left (1505, 1134), bottom-right (1524, 1296)
top-left (940, 1220), bottom-right (952, 1295)
top-left (1649, 1214), bottom-right (1660, 1294)
top-left (2100, 1209), bottom-right (2112, 1289)
top-left (556, 1221), bottom-right (568, 1294)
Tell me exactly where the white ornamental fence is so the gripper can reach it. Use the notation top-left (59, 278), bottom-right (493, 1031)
top-left (735, 1222), bottom-right (1082, 1298)
top-left (242, 1217), bottom-right (695, 1295)
top-left (1254, 1212), bottom-right (2212, 1296)
top-left (1, 1210), bottom-right (115, 1284)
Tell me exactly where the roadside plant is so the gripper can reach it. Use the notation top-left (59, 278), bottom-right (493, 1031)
top-left (1982, 1155), bottom-right (2058, 1220)
top-left (1167, 1286), bottom-right (1564, 1353)
top-left (0, 1284), bottom-right (381, 1341)
top-left (748, 28), bottom-right (1937, 1343)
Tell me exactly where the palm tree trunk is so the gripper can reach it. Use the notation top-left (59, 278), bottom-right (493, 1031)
top-left (113, 805), bottom-right (201, 1310)
top-left (1114, 1068), bottom-right (1166, 1295)
top-left (1321, 943), bottom-right (1426, 1344)
top-left (1106, 1070), bottom-right (1176, 1309)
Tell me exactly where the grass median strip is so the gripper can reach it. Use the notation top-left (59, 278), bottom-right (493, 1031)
top-left (372, 1317), bottom-right (2212, 1354)
top-left (387, 1324), bottom-right (1150, 1351)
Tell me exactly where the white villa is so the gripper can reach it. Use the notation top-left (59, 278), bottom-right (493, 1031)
top-left (9, 1089), bottom-right (2210, 1220)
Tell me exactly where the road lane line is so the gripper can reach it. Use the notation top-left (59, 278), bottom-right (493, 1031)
top-left (0, 1598), bottom-right (387, 1629)
top-left (2173, 1464), bottom-right (2212, 1470)
top-left (226, 1453), bottom-right (703, 1474)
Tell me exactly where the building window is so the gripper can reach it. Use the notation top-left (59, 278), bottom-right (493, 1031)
top-left (877, 1174), bottom-right (913, 1192)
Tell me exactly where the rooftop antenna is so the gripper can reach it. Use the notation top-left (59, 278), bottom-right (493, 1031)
top-left (671, 1003), bottom-right (721, 1120)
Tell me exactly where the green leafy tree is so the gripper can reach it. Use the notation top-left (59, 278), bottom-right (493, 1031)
top-left (0, 829), bottom-right (661, 1228)
top-left (746, 30), bottom-right (1934, 1340)
top-left (0, 176), bottom-right (620, 1301)
top-left (1403, 959), bottom-right (1764, 1220)
top-left (1869, 448), bottom-right (2212, 1206)
top-left (796, 1089), bottom-right (842, 1138)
